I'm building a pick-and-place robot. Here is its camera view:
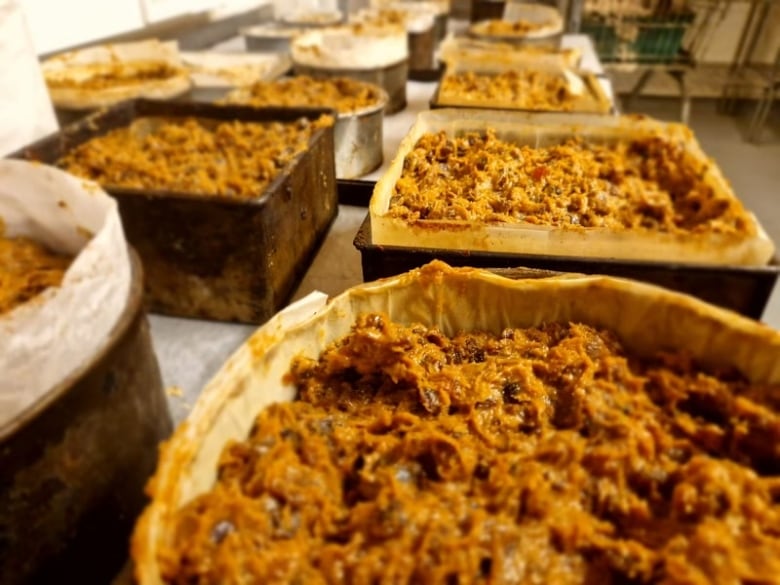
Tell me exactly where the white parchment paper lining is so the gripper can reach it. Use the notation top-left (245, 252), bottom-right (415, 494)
top-left (0, 160), bottom-right (131, 428)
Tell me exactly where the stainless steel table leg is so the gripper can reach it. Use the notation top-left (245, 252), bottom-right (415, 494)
top-left (669, 69), bottom-right (690, 125)
top-left (719, 76), bottom-right (743, 115)
top-left (624, 68), bottom-right (654, 111)
top-left (748, 86), bottom-right (775, 143)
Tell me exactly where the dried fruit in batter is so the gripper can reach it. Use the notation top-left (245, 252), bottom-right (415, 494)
top-left (162, 314), bottom-right (780, 584)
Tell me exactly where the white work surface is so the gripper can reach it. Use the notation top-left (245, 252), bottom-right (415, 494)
top-left (153, 34), bottom-right (615, 423)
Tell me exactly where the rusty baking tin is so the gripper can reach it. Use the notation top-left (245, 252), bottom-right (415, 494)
top-left (470, 0), bottom-right (505, 22)
top-left (16, 99), bottom-right (338, 324)
top-left (351, 191), bottom-right (779, 320)
top-left (333, 95), bottom-right (388, 179)
top-left (0, 251), bottom-right (171, 585)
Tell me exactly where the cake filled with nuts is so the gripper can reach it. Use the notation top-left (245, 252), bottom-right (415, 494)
top-left (438, 70), bottom-right (605, 112)
top-left (59, 115), bottom-right (332, 199)
top-left (226, 76), bottom-right (384, 114)
top-left (0, 236), bottom-right (71, 316)
top-left (161, 313), bottom-right (780, 584)
top-left (388, 129), bottom-right (753, 236)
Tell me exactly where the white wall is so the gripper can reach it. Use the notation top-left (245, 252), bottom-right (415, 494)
top-left (690, 0), bottom-right (780, 65)
top-left (20, 0), bottom-right (268, 55)
top-left (21, 0), bottom-right (780, 63)
top-left (19, 0), bottom-right (146, 54)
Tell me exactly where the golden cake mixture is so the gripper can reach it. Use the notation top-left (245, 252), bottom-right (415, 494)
top-left (228, 76), bottom-right (383, 114)
top-left (479, 18), bottom-right (556, 36)
top-left (355, 9), bottom-right (407, 28)
top-left (439, 70), bottom-right (600, 112)
top-left (284, 10), bottom-right (341, 25)
top-left (162, 314), bottom-right (780, 584)
top-left (46, 62), bottom-right (182, 90)
top-left (0, 236), bottom-right (71, 316)
top-left (389, 130), bottom-right (753, 235)
top-left (59, 115), bottom-right (332, 199)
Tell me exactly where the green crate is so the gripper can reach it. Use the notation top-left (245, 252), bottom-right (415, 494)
top-left (582, 13), bottom-right (694, 64)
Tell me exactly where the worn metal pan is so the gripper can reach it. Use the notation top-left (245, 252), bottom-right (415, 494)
top-left (0, 251), bottom-right (171, 585)
top-left (14, 100), bottom-right (338, 324)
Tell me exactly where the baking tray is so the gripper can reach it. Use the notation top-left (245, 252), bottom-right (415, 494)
top-left (13, 99), bottom-right (338, 325)
top-left (471, 0), bottom-right (505, 22)
top-left (337, 178), bottom-right (375, 206)
top-left (430, 62), bottom-right (613, 114)
top-left (1, 251), bottom-right (171, 584)
top-left (353, 212), bottom-right (780, 320)
top-left (369, 108), bottom-right (775, 266)
top-left (408, 63), bottom-right (445, 82)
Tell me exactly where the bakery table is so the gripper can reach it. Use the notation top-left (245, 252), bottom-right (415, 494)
top-left (153, 33), bottom-right (616, 423)
top-left (149, 204), bottom-right (369, 423)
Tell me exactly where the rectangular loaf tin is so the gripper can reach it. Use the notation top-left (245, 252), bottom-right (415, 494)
top-left (353, 211), bottom-right (780, 320)
top-left (368, 108), bottom-right (775, 267)
top-left (15, 99), bottom-right (338, 324)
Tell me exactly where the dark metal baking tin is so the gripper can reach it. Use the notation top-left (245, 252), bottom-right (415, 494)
top-left (352, 202), bottom-right (779, 320)
top-left (14, 99), bottom-right (339, 324)
top-left (470, 0), bottom-right (505, 22)
top-left (0, 251), bottom-right (171, 585)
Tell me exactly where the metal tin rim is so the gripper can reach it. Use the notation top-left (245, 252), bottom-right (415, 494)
top-left (467, 30), bottom-right (563, 43)
top-left (280, 11), bottom-right (343, 27)
top-left (0, 248), bottom-right (144, 442)
top-left (337, 86), bottom-right (389, 120)
top-left (292, 57), bottom-right (409, 75)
